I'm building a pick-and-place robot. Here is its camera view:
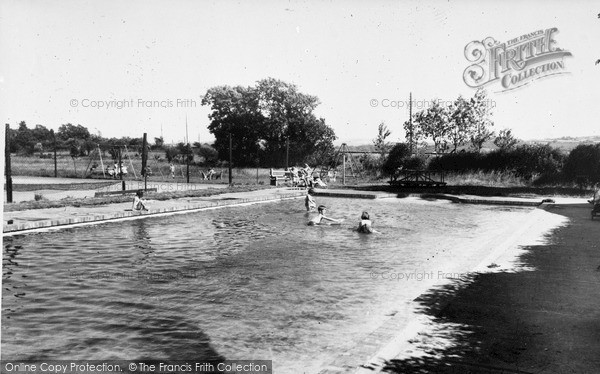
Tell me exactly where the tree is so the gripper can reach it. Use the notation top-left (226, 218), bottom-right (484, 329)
top-left (31, 125), bottom-right (53, 147)
top-left (382, 143), bottom-right (412, 176)
top-left (153, 137), bottom-right (164, 149)
top-left (403, 119), bottom-right (425, 155)
top-left (57, 123), bottom-right (91, 142)
top-left (164, 146), bottom-right (178, 163)
top-left (195, 142), bottom-right (219, 165)
top-left (373, 122), bottom-right (392, 157)
top-left (448, 96), bottom-right (472, 152)
top-left (468, 89), bottom-right (495, 152)
top-left (13, 121), bottom-right (36, 155)
top-left (202, 78), bottom-right (337, 167)
top-left (202, 84), bottom-right (262, 166)
top-left (494, 129), bottom-right (518, 150)
top-left (563, 144), bottom-right (600, 183)
top-left (176, 142), bottom-right (194, 162)
top-left (411, 100), bottom-right (451, 154)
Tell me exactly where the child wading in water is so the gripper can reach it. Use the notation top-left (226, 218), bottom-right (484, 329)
top-left (132, 190), bottom-right (148, 212)
top-left (308, 205), bottom-right (343, 225)
top-left (305, 188), bottom-right (317, 211)
top-left (357, 211), bottom-right (380, 234)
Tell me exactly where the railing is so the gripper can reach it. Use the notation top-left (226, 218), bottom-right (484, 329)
top-left (389, 169), bottom-right (446, 187)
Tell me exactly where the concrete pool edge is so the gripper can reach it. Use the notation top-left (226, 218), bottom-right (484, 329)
top-left (2, 190), bottom-right (306, 235)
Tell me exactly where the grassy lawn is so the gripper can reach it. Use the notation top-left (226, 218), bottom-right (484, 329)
top-left (7, 153), bottom-right (279, 184)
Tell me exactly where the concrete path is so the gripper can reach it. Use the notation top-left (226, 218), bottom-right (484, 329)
top-left (3, 188), bottom-right (305, 234)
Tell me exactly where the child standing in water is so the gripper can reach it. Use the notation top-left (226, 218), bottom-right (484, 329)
top-left (357, 211), bottom-right (380, 234)
top-left (305, 188), bottom-right (317, 211)
top-left (308, 205), bottom-right (343, 225)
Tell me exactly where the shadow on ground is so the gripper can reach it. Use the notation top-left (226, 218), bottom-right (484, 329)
top-left (383, 204), bottom-right (600, 374)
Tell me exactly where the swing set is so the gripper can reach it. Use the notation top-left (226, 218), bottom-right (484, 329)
top-left (86, 145), bottom-right (139, 179)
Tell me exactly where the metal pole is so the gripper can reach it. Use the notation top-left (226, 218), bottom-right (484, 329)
top-left (286, 137), bottom-right (289, 169)
top-left (52, 129), bottom-right (58, 177)
top-left (228, 131), bottom-right (233, 185)
top-left (409, 92), bottom-right (413, 155)
top-left (118, 147), bottom-right (124, 190)
top-left (186, 154), bottom-right (190, 184)
top-left (342, 150), bottom-right (346, 185)
top-left (141, 133), bottom-right (148, 191)
top-left (256, 148), bottom-right (259, 184)
top-left (5, 124), bottom-right (13, 203)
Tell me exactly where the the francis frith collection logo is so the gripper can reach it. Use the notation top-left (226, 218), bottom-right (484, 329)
top-left (463, 27), bottom-right (572, 91)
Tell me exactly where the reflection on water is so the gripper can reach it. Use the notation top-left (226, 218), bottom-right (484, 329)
top-left (2, 197), bottom-right (534, 373)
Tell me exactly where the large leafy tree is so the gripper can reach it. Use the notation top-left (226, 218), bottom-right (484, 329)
top-left (202, 78), bottom-right (336, 167)
top-left (13, 121), bottom-right (36, 155)
top-left (412, 100), bottom-right (451, 154)
top-left (57, 123), bottom-right (91, 142)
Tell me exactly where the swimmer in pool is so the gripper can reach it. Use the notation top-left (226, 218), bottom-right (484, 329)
top-left (357, 211), bottom-right (380, 234)
top-left (308, 205), bottom-right (343, 225)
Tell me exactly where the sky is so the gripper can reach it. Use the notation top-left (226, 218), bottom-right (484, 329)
top-left (1, 0), bottom-right (599, 146)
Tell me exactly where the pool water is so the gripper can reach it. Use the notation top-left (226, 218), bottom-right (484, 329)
top-left (2, 197), bottom-right (539, 373)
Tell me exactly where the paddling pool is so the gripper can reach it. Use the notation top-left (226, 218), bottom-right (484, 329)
top-left (2, 197), bottom-right (539, 373)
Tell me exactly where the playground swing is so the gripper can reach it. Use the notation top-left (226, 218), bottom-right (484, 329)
top-left (322, 143), bottom-right (363, 185)
top-left (85, 145), bottom-right (140, 179)
top-left (123, 145), bottom-right (138, 179)
top-left (85, 145), bottom-right (107, 178)
top-left (149, 155), bottom-right (165, 180)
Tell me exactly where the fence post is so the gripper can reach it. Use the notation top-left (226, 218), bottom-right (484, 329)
top-left (141, 133), bottom-right (148, 191)
top-left (5, 124), bottom-right (13, 203)
top-left (118, 147), bottom-right (125, 190)
top-left (52, 129), bottom-right (57, 177)
top-left (228, 132), bottom-right (233, 185)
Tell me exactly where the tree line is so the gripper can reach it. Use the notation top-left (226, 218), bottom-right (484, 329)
top-left (381, 137), bottom-right (600, 186)
top-left (7, 122), bottom-right (146, 156)
top-left (404, 89), bottom-right (497, 154)
top-left (8, 78), bottom-right (338, 168)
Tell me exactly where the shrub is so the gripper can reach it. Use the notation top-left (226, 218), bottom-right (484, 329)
top-left (381, 143), bottom-right (411, 176)
top-left (562, 144), bottom-right (600, 184)
top-left (427, 144), bottom-right (565, 179)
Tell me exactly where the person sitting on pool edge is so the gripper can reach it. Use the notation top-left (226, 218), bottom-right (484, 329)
top-left (132, 190), bottom-right (148, 212)
top-left (357, 211), bottom-right (380, 234)
top-left (305, 188), bottom-right (317, 211)
top-left (308, 205), bottom-right (343, 225)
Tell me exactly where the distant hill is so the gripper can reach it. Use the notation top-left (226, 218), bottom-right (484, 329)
top-left (524, 136), bottom-right (600, 152)
top-left (343, 136), bottom-right (600, 155)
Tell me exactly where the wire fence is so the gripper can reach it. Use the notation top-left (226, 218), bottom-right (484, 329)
top-left (6, 148), bottom-right (230, 180)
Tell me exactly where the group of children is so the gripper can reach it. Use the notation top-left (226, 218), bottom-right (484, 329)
top-left (305, 188), bottom-right (380, 234)
top-left (288, 165), bottom-right (328, 188)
